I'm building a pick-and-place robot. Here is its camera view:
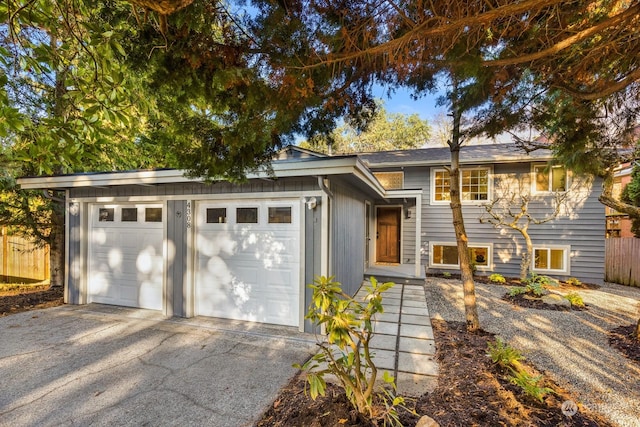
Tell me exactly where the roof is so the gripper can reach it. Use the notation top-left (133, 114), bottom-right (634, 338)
top-left (358, 143), bottom-right (553, 167)
top-left (16, 154), bottom-right (389, 197)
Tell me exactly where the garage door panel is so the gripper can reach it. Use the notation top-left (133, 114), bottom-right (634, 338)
top-left (196, 201), bottom-right (301, 326)
top-left (89, 204), bottom-right (164, 311)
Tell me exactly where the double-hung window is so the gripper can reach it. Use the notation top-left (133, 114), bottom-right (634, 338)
top-left (431, 167), bottom-right (491, 203)
top-left (533, 165), bottom-right (567, 193)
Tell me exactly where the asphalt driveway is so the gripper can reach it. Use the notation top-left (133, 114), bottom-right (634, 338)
top-left (0, 305), bottom-right (316, 427)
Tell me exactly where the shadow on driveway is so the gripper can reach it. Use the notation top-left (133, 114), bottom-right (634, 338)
top-left (0, 305), bottom-right (316, 427)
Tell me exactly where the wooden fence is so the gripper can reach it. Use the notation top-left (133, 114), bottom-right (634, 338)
top-left (605, 237), bottom-right (640, 287)
top-left (1, 229), bottom-right (50, 283)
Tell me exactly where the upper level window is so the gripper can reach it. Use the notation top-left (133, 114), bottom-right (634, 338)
top-left (432, 167), bottom-right (491, 203)
top-left (533, 165), bottom-right (567, 193)
top-left (373, 172), bottom-right (404, 190)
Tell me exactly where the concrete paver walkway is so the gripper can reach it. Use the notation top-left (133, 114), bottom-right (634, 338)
top-left (355, 281), bottom-right (439, 397)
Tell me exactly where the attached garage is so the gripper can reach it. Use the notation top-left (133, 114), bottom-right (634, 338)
top-left (88, 203), bottom-right (164, 310)
top-left (195, 200), bottom-right (301, 326)
top-left (17, 151), bottom-right (387, 332)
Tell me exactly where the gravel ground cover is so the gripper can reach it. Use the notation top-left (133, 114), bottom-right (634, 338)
top-left (424, 277), bottom-right (640, 427)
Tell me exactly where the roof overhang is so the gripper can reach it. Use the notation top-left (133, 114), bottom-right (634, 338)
top-left (17, 157), bottom-right (388, 198)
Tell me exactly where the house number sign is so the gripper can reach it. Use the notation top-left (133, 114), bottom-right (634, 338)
top-left (186, 201), bottom-right (192, 229)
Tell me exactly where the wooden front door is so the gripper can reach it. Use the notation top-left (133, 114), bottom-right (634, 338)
top-left (376, 207), bottom-right (401, 263)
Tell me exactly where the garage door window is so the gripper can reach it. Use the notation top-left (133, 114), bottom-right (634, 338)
top-left (99, 208), bottom-right (114, 222)
top-left (268, 207), bottom-right (292, 224)
top-left (121, 207), bottom-right (138, 222)
top-left (145, 207), bottom-right (163, 222)
top-left (206, 208), bottom-right (227, 223)
top-left (237, 207), bottom-right (258, 223)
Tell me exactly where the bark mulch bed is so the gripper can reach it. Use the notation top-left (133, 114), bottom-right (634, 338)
top-left (608, 324), bottom-right (640, 364)
top-left (0, 285), bottom-right (64, 317)
top-left (257, 320), bottom-right (613, 426)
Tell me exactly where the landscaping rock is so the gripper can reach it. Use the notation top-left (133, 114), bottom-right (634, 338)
top-left (541, 293), bottom-right (571, 308)
top-left (416, 414), bottom-right (440, 427)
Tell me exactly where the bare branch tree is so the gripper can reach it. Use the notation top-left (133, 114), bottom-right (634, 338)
top-left (479, 176), bottom-right (570, 280)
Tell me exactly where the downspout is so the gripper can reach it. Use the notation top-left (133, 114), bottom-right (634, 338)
top-left (317, 176), bottom-right (333, 278)
top-left (42, 189), bottom-right (65, 203)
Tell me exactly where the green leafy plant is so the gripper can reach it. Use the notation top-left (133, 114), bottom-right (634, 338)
top-left (487, 338), bottom-right (554, 403)
top-left (522, 273), bottom-right (558, 297)
top-left (565, 277), bottom-right (582, 287)
top-left (509, 370), bottom-right (555, 402)
top-left (489, 273), bottom-right (506, 284)
top-left (508, 286), bottom-right (527, 297)
top-left (442, 271), bottom-right (452, 278)
top-left (564, 292), bottom-right (585, 308)
top-left (295, 275), bottom-right (409, 424)
top-left (487, 338), bottom-right (522, 369)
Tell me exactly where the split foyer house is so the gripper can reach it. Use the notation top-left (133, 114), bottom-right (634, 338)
top-left (17, 143), bottom-right (605, 332)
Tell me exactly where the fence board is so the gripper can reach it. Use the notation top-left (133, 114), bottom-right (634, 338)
top-left (605, 238), bottom-right (640, 287)
top-left (0, 231), bottom-right (50, 283)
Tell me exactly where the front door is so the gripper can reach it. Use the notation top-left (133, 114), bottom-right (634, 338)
top-left (376, 207), bottom-right (401, 263)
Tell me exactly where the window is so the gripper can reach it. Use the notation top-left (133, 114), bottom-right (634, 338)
top-left (237, 207), bottom-right (258, 224)
top-left (98, 208), bottom-right (114, 222)
top-left (534, 165), bottom-right (567, 193)
top-left (206, 208), bottom-right (227, 224)
top-left (268, 207), bottom-right (292, 223)
top-left (434, 170), bottom-right (450, 201)
top-left (145, 207), bottom-right (162, 222)
top-left (461, 169), bottom-right (489, 201)
top-left (532, 246), bottom-right (570, 274)
top-left (432, 168), bottom-right (491, 203)
top-left (373, 172), bottom-right (404, 190)
top-left (430, 242), bottom-right (491, 269)
top-left (121, 208), bottom-right (138, 222)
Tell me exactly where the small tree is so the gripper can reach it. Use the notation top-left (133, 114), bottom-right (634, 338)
top-left (480, 176), bottom-right (573, 281)
top-left (295, 276), bottom-right (409, 424)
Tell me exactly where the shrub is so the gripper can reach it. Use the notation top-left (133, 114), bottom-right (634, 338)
top-left (489, 273), bottom-right (506, 284)
top-left (508, 286), bottom-right (527, 297)
top-left (564, 292), bottom-right (585, 308)
top-left (487, 338), bottom-right (554, 402)
top-left (522, 273), bottom-right (558, 297)
top-left (443, 271), bottom-right (452, 278)
top-left (295, 276), bottom-right (411, 424)
top-left (509, 370), bottom-right (555, 402)
top-left (487, 338), bottom-right (522, 369)
top-left (566, 277), bottom-right (582, 287)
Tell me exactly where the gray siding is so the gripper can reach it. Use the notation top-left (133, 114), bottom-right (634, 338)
top-left (67, 201), bottom-right (82, 304)
top-left (166, 200), bottom-right (188, 317)
top-left (383, 163), bottom-right (605, 284)
top-left (331, 180), bottom-right (369, 296)
top-left (304, 202), bottom-right (322, 332)
top-left (69, 177), bottom-right (318, 199)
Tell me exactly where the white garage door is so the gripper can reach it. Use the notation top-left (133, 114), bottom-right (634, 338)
top-left (88, 204), bottom-right (164, 310)
top-left (195, 200), bottom-right (301, 326)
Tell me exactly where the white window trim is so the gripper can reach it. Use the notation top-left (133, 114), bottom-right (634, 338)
top-left (430, 166), bottom-right (493, 205)
top-left (531, 164), bottom-right (570, 194)
top-left (531, 244), bottom-right (571, 275)
top-left (428, 241), bottom-right (493, 271)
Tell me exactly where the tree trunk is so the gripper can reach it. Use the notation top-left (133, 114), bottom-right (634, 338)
top-left (635, 317), bottom-right (640, 340)
top-left (448, 107), bottom-right (479, 332)
top-left (520, 229), bottom-right (533, 281)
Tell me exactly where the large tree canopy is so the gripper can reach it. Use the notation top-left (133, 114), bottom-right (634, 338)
top-left (299, 102), bottom-right (431, 154)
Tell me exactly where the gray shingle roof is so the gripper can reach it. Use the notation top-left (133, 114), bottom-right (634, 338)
top-left (358, 143), bottom-right (553, 167)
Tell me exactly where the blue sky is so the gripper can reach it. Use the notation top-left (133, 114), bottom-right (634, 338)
top-left (373, 84), bottom-right (447, 121)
